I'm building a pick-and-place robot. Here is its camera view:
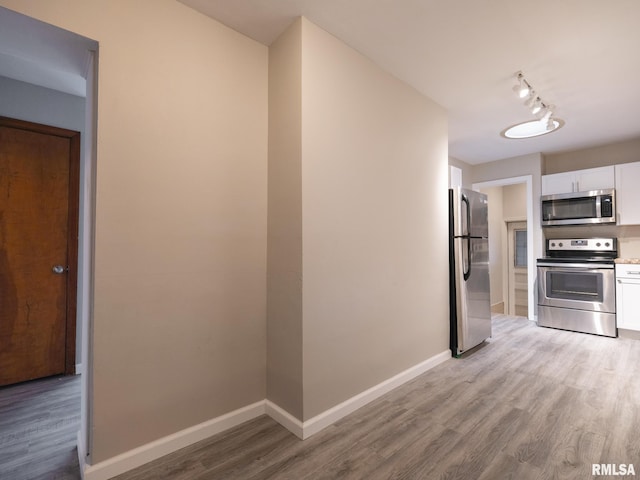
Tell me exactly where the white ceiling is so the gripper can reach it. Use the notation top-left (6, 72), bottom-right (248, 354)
top-left (2, 2), bottom-right (639, 164)
top-left (179, 0), bottom-right (640, 164)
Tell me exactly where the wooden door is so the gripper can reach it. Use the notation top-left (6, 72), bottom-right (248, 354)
top-left (0, 117), bottom-right (79, 386)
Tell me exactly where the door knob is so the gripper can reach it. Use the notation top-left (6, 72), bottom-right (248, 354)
top-left (52, 265), bottom-right (66, 274)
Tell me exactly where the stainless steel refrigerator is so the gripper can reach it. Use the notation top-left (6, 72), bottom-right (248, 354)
top-left (449, 187), bottom-right (491, 356)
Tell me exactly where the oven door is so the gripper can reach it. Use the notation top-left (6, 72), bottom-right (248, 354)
top-left (537, 263), bottom-right (615, 313)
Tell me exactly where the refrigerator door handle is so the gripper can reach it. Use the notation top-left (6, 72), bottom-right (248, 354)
top-left (461, 193), bottom-right (470, 236)
top-left (463, 236), bottom-right (471, 280)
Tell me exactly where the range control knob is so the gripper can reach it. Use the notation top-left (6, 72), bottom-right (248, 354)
top-left (605, 242), bottom-right (610, 247)
top-left (596, 242), bottom-right (601, 247)
top-left (559, 242), bottom-right (563, 247)
top-left (551, 242), bottom-right (556, 247)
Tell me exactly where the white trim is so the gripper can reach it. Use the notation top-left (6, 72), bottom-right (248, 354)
top-left (75, 363), bottom-right (83, 375)
top-left (265, 400), bottom-right (304, 439)
top-left (79, 350), bottom-right (451, 479)
top-left (81, 401), bottom-right (265, 480)
top-left (300, 350), bottom-right (451, 439)
top-left (77, 430), bottom-right (88, 480)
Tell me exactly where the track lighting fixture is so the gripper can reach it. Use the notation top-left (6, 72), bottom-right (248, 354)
top-left (503, 72), bottom-right (563, 139)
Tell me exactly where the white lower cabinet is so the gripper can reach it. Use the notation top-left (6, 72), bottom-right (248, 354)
top-left (616, 264), bottom-right (640, 331)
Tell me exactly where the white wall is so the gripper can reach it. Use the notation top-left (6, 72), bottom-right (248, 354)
top-left (503, 183), bottom-right (527, 220)
top-left (544, 137), bottom-right (640, 174)
top-left (301, 18), bottom-right (449, 420)
top-left (0, 0), bottom-right (269, 464)
top-left (449, 156), bottom-right (473, 188)
top-left (482, 187), bottom-right (504, 307)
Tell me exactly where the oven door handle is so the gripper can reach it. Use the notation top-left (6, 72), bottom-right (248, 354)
top-left (537, 262), bottom-right (614, 269)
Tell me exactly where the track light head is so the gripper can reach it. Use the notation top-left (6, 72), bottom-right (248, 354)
top-left (531, 98), bottom-right (543, 115)
top-left (512, 72), bottom-right (531, 99)
top-left (545, 117), bottom-right (556, 131)
top-left (540, 105), bottom-right (554, 123)
top-left (524, 92), bottom-right (537, 109)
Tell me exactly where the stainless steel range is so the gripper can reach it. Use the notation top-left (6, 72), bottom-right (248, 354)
top-left (537, 238), bottom-right (617, 337)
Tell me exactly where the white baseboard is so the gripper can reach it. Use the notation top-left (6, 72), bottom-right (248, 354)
top-left (82, 401), bottom-right (265, 480)
top-left (300, 350), bottom-right (451, 439)
top-left (80, 349), bottom-right (451, 479)
top-left (75, 363), bottom-right (83, 375)
top-left (265, 400), bottom-right (304, 439)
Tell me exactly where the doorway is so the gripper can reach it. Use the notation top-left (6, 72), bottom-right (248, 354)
top-left (0, 6), bottom-right (99, 469)
top-left (507, 221), bottom-right (528, 317)
top-left (0, 117), bottom-right (79, 386)
top-left (473, 175), bottom-right (535, 320)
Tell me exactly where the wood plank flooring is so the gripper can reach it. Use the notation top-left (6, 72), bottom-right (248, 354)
top-left (113, 315), bottom-right (640, 480)
top-left (4, 316), bottom-right (640, 479)
top-left (0, 374), bottom-right (81, 480)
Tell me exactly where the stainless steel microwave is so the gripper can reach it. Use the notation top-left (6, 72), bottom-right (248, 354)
top-left (541, 189), bottom-right (616, 226)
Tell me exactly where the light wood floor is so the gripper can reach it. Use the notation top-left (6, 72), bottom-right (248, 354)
top-left (0, 374), bottom-right (81, 480)
top-left (4, 315), bottom-right (640, 479)
top-left (113, 315), bottom-right (640, 479)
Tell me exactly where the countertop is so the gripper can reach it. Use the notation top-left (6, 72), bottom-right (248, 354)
top-left (615, 258), bottom-right (640, 264)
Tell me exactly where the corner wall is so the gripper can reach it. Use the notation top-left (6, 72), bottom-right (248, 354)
top-left (267, 18), bottom-right (304, 420)
top-left (266, 17), bottom-right (450, 425)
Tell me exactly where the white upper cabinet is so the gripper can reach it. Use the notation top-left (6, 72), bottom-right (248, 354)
top-left (541, 166), bottom-right (615, 196)
top-left (541, 172), bottom-right (575, 196)
top-left (575, 166), bottom-right (615, 192)
top-left (615, 161), bottom-right (640, 225)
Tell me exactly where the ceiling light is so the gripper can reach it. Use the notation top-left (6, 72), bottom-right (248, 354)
top-left (501, 118), bottom-right (564, 139)
top-left (504, 72), bottom-right (562, 139)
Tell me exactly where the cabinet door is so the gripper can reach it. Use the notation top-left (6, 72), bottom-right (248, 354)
top-left (615, 162), bottom-right (640, 225)
top-left (575, 166), bottom-right (614, 192)
top-left (616, 277), bottom-right (640, 331)
top-left (541, 172), bottom-right (575, 195)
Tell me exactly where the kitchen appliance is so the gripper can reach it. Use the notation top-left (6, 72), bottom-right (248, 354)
top-left (541, 189), bottom-right (615, 226)
top-left (537, 238), bottom-right (617, 337)
top-left (449, 187), bottom-right (491, 356)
